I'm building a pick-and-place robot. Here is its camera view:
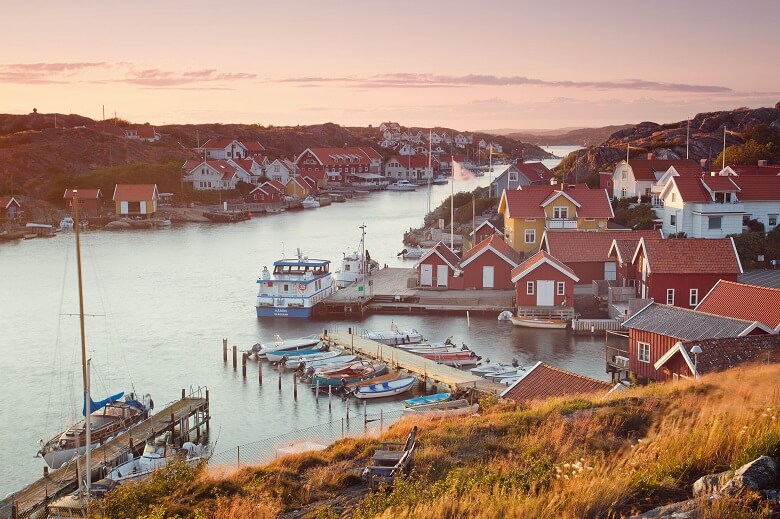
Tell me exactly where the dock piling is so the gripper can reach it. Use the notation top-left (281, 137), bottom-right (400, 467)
top-left (258, 361), bottom-right (263, 384)
top-left (232, 345), bottom-right (237, 370)
top-left (223, 338), bottom-right (228, 363)
top-left (328, 385), bottom-right (332, 412)
top-left (293, 373), bottom-right (298, 400)
top-left (315, 380), bottom-right (320, 402)
top-left (278, 368), bottom-right (282, 391)
top-left (242, 352), bottom-right (247, 378)
top-left (363, 400), bottom-right (367, 427)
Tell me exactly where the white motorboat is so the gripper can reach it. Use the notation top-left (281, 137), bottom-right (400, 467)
top-left (266, 344), bottom-right (328, 363)
top-left (361, 322), bottom-right (424, 345)
top-left (486, 368), bottom-right (527, 381)
top-left (255, 249), bottom-right (335, 318)
top-left (301, 195), bottom-right (320, 209)
top-left (353, 376), bottom-right (416, 399)
top-left (386, 180), bottom-right (417, 191)
top-left (470, 362), bottom-right (517, 376)
top-left (497, 311), bottom-right (513, 321)
top-left (59, 217), bottom-right (74, 230)
top-left (396, 247), bottom-right (428, 259)
top-left (300, 354), bottom-right (358, 370)
top-left (334, 224), bottom-right (379, 288)
top-left (249, 334), bottom-right (322, 359)
top-left (106, 432), bottom-right (206, 484)
top-left (510, 316), bottom-right (568, 329)
top-left (283, 350), bottom-right (343, 370)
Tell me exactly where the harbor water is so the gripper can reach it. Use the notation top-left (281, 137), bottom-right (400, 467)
top-left (0, 147), bottom-right (604, 496)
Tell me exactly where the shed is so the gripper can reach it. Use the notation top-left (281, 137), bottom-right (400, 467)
top-left (414, 242), bottom-right (460, 289)
top-left (511, 250), bottom-right (579, 307)
top-left (459, 235), bottom-right (522, 289)
top-left (112, 184), bottom-right (158, 218)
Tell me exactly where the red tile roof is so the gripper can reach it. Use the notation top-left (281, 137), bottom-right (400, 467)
top-left (298, 147), bottom-right (381, 166)
top-left (678, 335), bottom-right (780, 375)
top-left (501, 185), bottom-right (613, 219)
top-left (131, 125), bottom-right (157, 139)
top-left (511, 250), bottom-right (579, 282)
top-left (695, 280), bottom-right (780, 330)
top-left (730, 165), bottom-right (780, 176)
top-left (731, 176), bottom-right (780, 201)
top-left (701, 176), bottom-right (739, 192)
top-left (667, 176), bottom-right (711, 202)
top-left (264, 180), bottom-right (285, 193)
top-left (389, 155), bottom-right (431, 169)
top-left (461, 234), bottom-right (522, 267)
top-left (200, 138), bottom-right (245, 150)
top-left (516, 162), bottom-right (555, 182)
top-left (63, 189), bottom-right (102, 200)
top-left (243, 140), bottom-right (266, 152)
top-left (637, 237), bottom-right (742, 275)
top-left (113, 184), bottom-right (158, 201)
top-left (416, 242), bottom-right (460, 270)
top-left (628, 159), bottom-right (703, 181)
top-left (544, 230), bottom-right (660, 263)
top-left (501, 362), bottom-right (612, 403)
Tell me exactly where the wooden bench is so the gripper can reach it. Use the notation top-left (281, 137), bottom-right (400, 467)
top-left (362, 426), bottom-right (417, 488)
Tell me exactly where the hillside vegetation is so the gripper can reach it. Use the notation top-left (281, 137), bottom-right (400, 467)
top-left (94, 363), bottom-right (780, 518)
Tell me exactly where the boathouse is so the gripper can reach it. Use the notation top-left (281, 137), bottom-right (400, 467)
top-left (285, 176), bottom-right (311, 199)
top-left (0, 195), bottom-right (22, 220)
top-left (695, 280), bottom-right (780, 331)
top-left (113, 184), bottom-right (159, 218)
top-left (63, 188), bottom-right (104, 217)
top-left (501, 362), bottom-right (614, 403)
top-left (415, 241), bottom-right (460, 289)
top-left (457, 234), bottom-right (522, 290)
top-left (247, 184), bottom-right (281, 203)
top-left (510, 250), bottom-right (578, 308)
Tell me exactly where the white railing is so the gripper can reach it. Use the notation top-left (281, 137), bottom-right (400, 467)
top-left (547, 219), bottom-right (578, 229)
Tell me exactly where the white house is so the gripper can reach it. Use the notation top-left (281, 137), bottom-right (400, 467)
top-left (182, 160), bottom-right (246, 190)
top-left (231, 158), bottom-right (265, 184)
top-left (398, 143), bottom-right (416, 156)
top-left (266, 159), bottom-right (295, 184)
top-left (454, 134), bottom-right (471, 148)
top-left (198, 138), bottom-right (249, 160)
top-left (384, 155), bottom-right (433, 182)
top-left (612, 157), bottom-right (703, 199)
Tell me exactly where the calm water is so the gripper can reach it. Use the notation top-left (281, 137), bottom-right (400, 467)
top-left (0, 147), bottom-right (607, 495)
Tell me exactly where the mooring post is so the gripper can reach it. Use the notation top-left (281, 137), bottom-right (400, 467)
top-left (293, 373), bottom-right (298, 400)
top-left (258, 361), bottom-right (263, 385)
top-left (380, 409), bottom-right (384, 432)
top-left (278, 367), bottom-right (282, 391)
top-left (341, 417), bottom-right (344, 438)
top-left (346, 399), bottom-right (350, 421)
top-left (328, 384), bottom-right (332, 412)
top-left (315, 380), bottom-right (320, 402)
top-left (363, 399), bottom-right (367, 426)
top-left (232, 345), bottom-right (237, 370)
top-left (223, 338), bottom-right (228, 363)
top-left (181, 388), bottom-right (186, 400)
top-left (237, 445), bottom-right (240, 470)
top-left (242, 352), bottom-right (248, 378)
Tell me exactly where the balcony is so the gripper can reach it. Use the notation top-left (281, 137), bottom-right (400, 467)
top-left (546, 218), bottom-right (578, 230)
top-left (690, 202), bottom-right (745, 215)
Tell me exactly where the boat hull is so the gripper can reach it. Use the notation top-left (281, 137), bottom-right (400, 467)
top-left (403, 392), bottom-right (450, 408)
top-left (256, 306), bottom-right (313, 318)
top-left (354, 377), bottom-right (416, 399)
top-left (510, 316), bottom-right (567, 329)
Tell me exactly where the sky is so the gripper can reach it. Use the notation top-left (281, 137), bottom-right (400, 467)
top-left (1, 0), bottom-right (778, 131)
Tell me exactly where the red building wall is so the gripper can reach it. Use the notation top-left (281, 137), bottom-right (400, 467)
top-left (514, 262), bottom-right (574, 306)
top-left (646, 273), bottom-right (738, 308)
top-left (566, 261), bottom-right (608, 285)
top-left (628, 329), bottom-right (679, 382)
top-left (460, 251), bottom-right (515, 289)
top-left (418, 254), bottom-right (452, 288)
top-left (66, 198), bottom-right (103, 217)
top-left (474, 227), bottom-right (496, 245)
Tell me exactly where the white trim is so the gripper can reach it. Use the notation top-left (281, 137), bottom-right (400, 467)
top-left (653, 341), bottom-right (697, 378)
top-left (499, 361), bottom-right (542, 397)
top-left (737, 321), bottom-right (774, 336)
top-left (631, 237), bottom-right (648, 271)
top-left (694, 279), bottom-right (722, 312)
top-left (511, 254), bottom-right (580, 283)
top-left (689, 288), bottom-right (698, 307)
top-left (459, 244), bottom-right (520, 269)
top-left (526, 281), bottom-right (534, 295)
top-left (666, 288), bottom-right (675, 305)
top-left (638, 341), bottom-right (651, 363)
top-left (729, 236), bottom-right (744, 274)
top-left (413, 242), bottom-right (459, 270)
top-left (540, 190), bottom-right (582, 209)
top-left (607, 239), bottom-right (623, 264)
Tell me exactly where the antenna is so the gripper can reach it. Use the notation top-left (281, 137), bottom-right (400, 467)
top-left (722, 126), bottom-right (726, 170)
top-left (686, 118), bottom-right (690, 159)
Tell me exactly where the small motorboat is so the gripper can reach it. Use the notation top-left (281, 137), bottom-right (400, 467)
top-left (497, 311), bottom-right (513, 321)
top-left (59, 217), bottom-right (74, 230)
top-left (248, 335), bottom-right (322, 359)
top-left (396, 247), bottom-right (428, 259)
top-left (105, 432), bottom-right (206, 484)
top-left (311, 361), bottom-right (388, 387)
top-left (419, 350), bottom-right (481, 367)
top-left (266, 344), bottom-right (328, 363)
top-left (301, 195), bottom-right (320, 209)
top-left (283, 350), bottom-right (342, 370)
top-left (510, 316), bottom-right (568, 329)
top-left (403, 392), bottom-right (450, 408)
top-left (349, 372), bottom-right (402, 389)
top-left (361, 322), bottom-right (424, 345)
top-left (353, 376), bottom-right (416, 399)
top-left (386, 180), bottom-right (417, 191)
top-left (300, 354), bottom-right (358, 370)
top-left (470, 362), bottom-right (517, 376)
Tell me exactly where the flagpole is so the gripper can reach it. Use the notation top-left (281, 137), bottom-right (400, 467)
top-left (450, 135), bottom-right (454, 250)
top-left (722, 126), bottom-right (726, 170)
top-left (686, 118), bottom-right (690, 159)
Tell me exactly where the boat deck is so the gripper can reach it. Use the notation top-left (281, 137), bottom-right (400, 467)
top-left (0, 395), bottom-right (209, 519)
top-left (325, 332), bottom-right (504, 395)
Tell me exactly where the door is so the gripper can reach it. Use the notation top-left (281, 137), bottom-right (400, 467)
top-left (140, 201), bottom-right (147, 214)
top-left (536, 280), bottom-right (554, 306)
top-left (120, 201), bottom-right (128, 214)
top-left (436, 264), bottom-right (449, 287)
top-left (604, 261), bottom-right (616, 281)
top-left (420, 265), bottom-right (433, 286)
top-left (482, 266), bottom-right (495, 288)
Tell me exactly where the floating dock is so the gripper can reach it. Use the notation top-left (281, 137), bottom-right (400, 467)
top-left (325, 332), bottom-right (504, 395)
top-left (0, 390), bottom-right (210, 519)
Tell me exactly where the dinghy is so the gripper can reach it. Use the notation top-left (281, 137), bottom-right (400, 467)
top-left (353, 377), bottom-right (417, 399)
top-left (403, 392), bottom-right (450, 408)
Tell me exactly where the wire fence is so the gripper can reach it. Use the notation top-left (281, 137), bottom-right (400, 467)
top-left (208, 408), bottom-right (406, 471)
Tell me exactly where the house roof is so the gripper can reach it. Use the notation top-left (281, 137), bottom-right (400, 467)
top-left (701, 176), bottom-right (740, 192)
top-left (388, 155), bottom-right (430, 169)
top-left (414, 242), bottom-right (460, 270)
top-left (655, 335), bottom-right (780, 377)
top-left (298, 147), bottom-right (381, 166)
top-left (461, 234), bottom-right (522, 269)
top-left (511, 250), bottom-right (579, 283)
top-left (500, 362), bottom-right (613, 402)
top-left (544, 230), bottom-right (661, 263)
top-left (516, 162), bottom-right (555, 182)
top-left (730, 165), bottom-right (780, 176)
top-left (663, 176), bottom-right (711, 202)
top-left (264, 180), bottom-right (285, 193)
top-left (232, 159), bottom-right (259, 174)
top-left (633, 237), bottom-right (742, 275)
top-left (0, 196), bottom-right (20, 208)
top-left (626, 159), bottom-right (703, 181)
top-left (621, 302), bottom-right (770, 340)
top-left (500, 185), bottom-right (613, 219)
top-left (695, 280), bottom-right (780, 330)
top-left (132, 125), bottom-right (157, 139)
top-left (243, 140), bottom-right (266, 152)
top-left (200, 138), bottom-right (246, 150)
top-left (63, 189), bottom-right (102, 200)
top-left (729, 176), bottom-right (780, 201)
top-left (286, 177), bottom-right (310, 190)
top-left (86, 124), bottom-right (128, 138)
top-left (112, 184), bottom-right (158, 202)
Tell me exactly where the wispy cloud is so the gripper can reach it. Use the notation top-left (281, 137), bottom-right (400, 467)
top-left (121, 68), bottom-right (256, 86)
top-left (0, 62), bottom-right (109, 83)
top-left (274, 72), bottom-right (733, 94)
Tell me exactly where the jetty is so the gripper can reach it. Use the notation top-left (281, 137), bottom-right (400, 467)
top-left (325, 331), bottom-right (504, 395)
top-left (0, 390), bottom-right (210, 519)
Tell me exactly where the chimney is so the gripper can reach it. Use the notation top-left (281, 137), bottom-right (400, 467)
top-left (647, 152), bottom-right (654, 160)
top-left (758, 159), bottom-right (768, 167)
top-left (700, 158), bottom-right (708, 171)
top-left (516, 158), bottom-right (524, 166)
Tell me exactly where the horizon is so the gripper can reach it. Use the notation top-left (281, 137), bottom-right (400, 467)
top-left (1, 1), bottom-right (778, 130)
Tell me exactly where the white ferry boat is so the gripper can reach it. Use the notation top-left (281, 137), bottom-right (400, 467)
top-left (256, 250), bottom-right (335, 318)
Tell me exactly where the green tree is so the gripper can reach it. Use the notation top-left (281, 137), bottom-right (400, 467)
top-left (714, 140), bottom-right (778, 168)
top-left (729, 231), bottom-right (768, 270)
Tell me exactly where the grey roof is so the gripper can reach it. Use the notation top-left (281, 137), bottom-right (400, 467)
top-left (739, 270), bottom-right (780, 289)
top-left (622, 303), bottom-right (758, 340)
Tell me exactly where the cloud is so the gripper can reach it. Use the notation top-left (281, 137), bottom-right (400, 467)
top-left (121, 68), bottom-right (256, 86)
top-left (275, 72), bottom-right (734, 94)
top-left (0, 62), bottom-right (110, 84)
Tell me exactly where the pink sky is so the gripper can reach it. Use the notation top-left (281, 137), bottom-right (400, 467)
top-left (1, 0), bottom-right (778, 130)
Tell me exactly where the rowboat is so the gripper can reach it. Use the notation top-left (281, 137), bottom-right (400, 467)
top-left (353, 377), bottom-right (417, 399)
top-left (349, 372), bottom-right (402, 388)
top-left (283, 350), bottom-right (342, 370)
top-left (300, 354), bottom-right (358, 370)
top-left (266, 344), bottom-right (328, 363)
top-left (311, 361), bottom-right (388, 387)
top-left (420, 350), bottom-right (481, 366)
top-left (510, 316), bottom-right (568, 329)
top-left (403, 392), bottom-right (450, 408)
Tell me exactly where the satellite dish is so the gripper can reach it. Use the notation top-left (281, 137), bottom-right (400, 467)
top-left (598, 221), bottom-right (606, 228)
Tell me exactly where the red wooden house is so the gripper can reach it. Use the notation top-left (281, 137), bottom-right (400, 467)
top-left (414, 242), bottom-right (460, 289)
top-left (64, 189), bottom-right (104, 217)
top-left (470, 219), bottom-right (503, 246)
top-left (295, 147), bottom-right (381, 185)
top-left (631, 237), bottom-right (742, 308)
top-left (247, 184), bottom-right (281, 203)
top-left (457, 234), bottom-right (522, 290)
top-left (618, 302), bottom-right (772, 383)
top-left (510, 250), bottom-right (578, 307)
top-left (695, 280), bottom-right (780, 332)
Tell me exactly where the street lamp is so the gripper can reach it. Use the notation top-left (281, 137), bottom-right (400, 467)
top-left (690, 344), bottom-right (702, 379)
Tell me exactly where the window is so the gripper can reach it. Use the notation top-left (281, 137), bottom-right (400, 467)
top-left (621, 188), bottom-right (627, 198)
top-left (557, 281), bottom-right (565, 295)
top-left (509, 171), bottom-right (518, 182)
top-left (743, 214), bottom-right (751, 227)
top-left (553, 207), bottom-right (569, 219)
top-left (670, 214), bottom-right (676, 226)
top-left (769, 214), bottom-right (778, 227)
top-left (666, 288), bottom-right (675, 305)
top-left (638, 342), bottom-right (651, 363)
top-left (526, 281), bottom-right (534, 295)
top-left (671, 193), bottom-right (676, 202)
top-left (689, 288), bottom-right (698, 307)
top-left (524, 229), bottom-right (536, 244)
top-left (708, 216), bottom-right (722, 230)
top-left (621, 171), bottom-right (626, 180)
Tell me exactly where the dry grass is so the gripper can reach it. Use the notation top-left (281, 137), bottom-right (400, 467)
top-left (96, 363), bottom-right (780, 518)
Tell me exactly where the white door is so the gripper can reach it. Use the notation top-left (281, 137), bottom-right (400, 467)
top-left (140, 201), bottom-right (147, 214)
top-left (420, 265), bottom-right (433, 286)
top-left (482, 266), bottom-right (495, 288)
top-left (604, 261), bottom-right (616, 281)
top-left (120, 201), bottom-right (128, 214)
top-left (536, 280), bottom-right (555, 306)
top-left (436, 264), bottom-right (448, 287)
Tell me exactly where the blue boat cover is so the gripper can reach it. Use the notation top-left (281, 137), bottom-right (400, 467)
top-left (82, 391), bottom-right (125, 416)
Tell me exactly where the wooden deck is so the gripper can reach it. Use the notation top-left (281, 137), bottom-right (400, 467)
top-left (326, 332), bottom-right (504, 395)
top-left (1, 395), bottom-right (210, 519)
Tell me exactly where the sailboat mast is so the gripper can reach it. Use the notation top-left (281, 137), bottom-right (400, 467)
top-left (427, 129), bottom-right (432, 214)
top-left (73, 190), bottom-right (88, 391)
top-left (85, 358), bottom-right (92, 509)
top-left (360, 223), bottom-right (366, 294)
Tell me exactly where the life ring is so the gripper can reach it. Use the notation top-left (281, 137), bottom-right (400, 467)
top-left (298, 283), bottom-right (307, 294)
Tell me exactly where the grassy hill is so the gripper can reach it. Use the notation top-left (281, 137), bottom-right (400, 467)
top-left (94, 363), bottom-right (780, 518)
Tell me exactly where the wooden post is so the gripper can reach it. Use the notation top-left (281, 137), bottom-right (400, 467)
top-left (363, 399), bottom-right (367, 426)
top-left (315, 380), bottom-right (320, 402)
top-left (223, 338), bottom-right (228, 363)
top-left (345, 399), bottom-right (349, 420)
top-left (278, 367), bottom-right (282, 391)
top-left (258, 361), bottom-right (263, 385)
top-left (237, 445), bottom-right (240, 470)
top-left (232, 345), bottom-right (237, 370)
top-left (181, 388), bottom-right (186, 400)
top-left (293, 373), bottom-right (298, 400)
top-left (328, 384), bottom-right (332, 412)
top-left (380, 409), bottom-right (384, 432)
top-left (242, 352), bottom-right (248, 378)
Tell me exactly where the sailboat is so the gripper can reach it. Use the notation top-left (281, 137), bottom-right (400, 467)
top-left (38, 190), bottom-right (153, 470)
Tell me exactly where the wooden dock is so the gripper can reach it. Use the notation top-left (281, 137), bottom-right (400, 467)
top-left (1, 392), bottom-right (210, 519)
top-left (325, 332), bottom-right (504, 395)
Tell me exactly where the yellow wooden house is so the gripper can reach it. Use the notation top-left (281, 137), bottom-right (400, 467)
top-left (112, 184), bottom-right (159, 218)
top-left (497, 184), bottom-right (614, 254)
top-left (284, 176), bottom-right (311, 199)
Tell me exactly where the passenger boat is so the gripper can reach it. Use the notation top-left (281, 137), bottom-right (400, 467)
top-left (265, 344), bottom-right (328, 363)
top-left (403, 392), bottom-right (450, 408)
top-left (255, 249), bottom-right (335, 318)
top-left (353, 376), bottom-right (416, 399)
top-left (361, 322), bottom-right (424, 345)
top-left (105, 432), bottom-right (206, 485)
top-left (311, 361), bottom-right (388, 387)
top-left (510, 316), bottom-right (568, 329)
top-left (283, 350), bottom-right (342, 370)
top-left (419, 350), bottom-right (481, 367)
top-left (386, 180), bottom-right (417, 191)
top-left (301, 195), bottom-right (320, 209)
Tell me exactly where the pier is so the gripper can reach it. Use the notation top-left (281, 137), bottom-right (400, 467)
top-left (0, 390), bottom-right (210, 519)
top-left (325, 331), bottom-right (505, 395)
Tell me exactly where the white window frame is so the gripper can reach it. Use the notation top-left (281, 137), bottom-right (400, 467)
top-left (638, 341), bottom-right (651, 363)
top-left (670, 214), bottom-right (676, 226)
top-left (509, 171), bottom-right (518, 182)
top-left (526, 281), bottom-right (534, 295)
top-left (708, 216), bottom-right (722, 230)
top-left (556, 281), bottom-right (565, 295)
top-left (769, 214), bottom-right (778, 227)
top-left (666, 288), bottom-right (675, 305)
top-left (553, 206), bottom-right (569, 219)
top-left (689, 288), bottom-right (698, 307)
top-left (524, 229), bottom-right (536, 244)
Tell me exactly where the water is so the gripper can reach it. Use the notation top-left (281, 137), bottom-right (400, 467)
top-left (0, 146), bottom-right (605, 495)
